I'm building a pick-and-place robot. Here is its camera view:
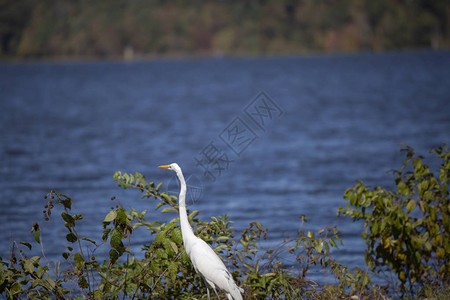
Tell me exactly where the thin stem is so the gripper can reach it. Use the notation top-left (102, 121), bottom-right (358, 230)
top-left (70, 208), bottom-right (92, 294)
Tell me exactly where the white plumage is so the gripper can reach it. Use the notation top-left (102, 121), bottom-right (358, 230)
top-left (159, 163), bottom-right (243, 300)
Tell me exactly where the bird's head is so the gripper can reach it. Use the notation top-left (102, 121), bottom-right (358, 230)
top-left (158, 163), bottom-right (181, 173)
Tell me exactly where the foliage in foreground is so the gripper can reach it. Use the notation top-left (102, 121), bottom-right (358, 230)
top-left (0, 144), bottom-right (448, 299)
top-left (339, 144), bottom-right (449, 293)
top-left (0, 172), bottom-right (370, 299)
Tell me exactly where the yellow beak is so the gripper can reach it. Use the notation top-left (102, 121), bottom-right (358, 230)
top-left (158, 165), bottom-right (170, 169)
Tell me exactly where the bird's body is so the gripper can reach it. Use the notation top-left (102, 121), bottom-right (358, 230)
top-left (159, 163), bottom-right (243, 300)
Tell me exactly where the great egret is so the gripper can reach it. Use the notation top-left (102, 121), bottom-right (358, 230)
top-left (158, 163), bottom-right (243, 300)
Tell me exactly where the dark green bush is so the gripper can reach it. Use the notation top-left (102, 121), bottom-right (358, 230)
top-left (339, 144), bottom-right (449, 293)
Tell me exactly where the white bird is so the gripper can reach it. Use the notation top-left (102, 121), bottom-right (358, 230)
top-left (159, 163), bottom-right (243, 300)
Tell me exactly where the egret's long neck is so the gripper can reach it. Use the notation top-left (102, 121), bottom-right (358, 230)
top-left (176, 170), bottom-right (196, 244)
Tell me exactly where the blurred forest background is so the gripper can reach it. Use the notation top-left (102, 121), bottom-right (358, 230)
top-left (1, 0), bottom-right (449, 59)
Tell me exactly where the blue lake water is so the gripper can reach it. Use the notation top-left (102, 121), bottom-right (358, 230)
top-left (1, 51), bottom-right (449, 285)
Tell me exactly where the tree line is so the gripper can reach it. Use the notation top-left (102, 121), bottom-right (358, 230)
top-left (1, 0), bottom-right (448, 59)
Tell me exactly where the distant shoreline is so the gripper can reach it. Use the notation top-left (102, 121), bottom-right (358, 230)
top-left (1, 48), bottom-right (448, 64)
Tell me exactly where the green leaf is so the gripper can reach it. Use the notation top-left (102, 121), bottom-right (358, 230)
top-left (155, 231), bottom-right (165, 243)
top-left (163, 239), bottom-right (174, 256)
top-left (161, 193), bottom-right (171, 202)
top-left (189, 210), bottom-right (199, 221)
top-left (36, 266), bottom-right (45, 278)
top-left (399, 270), bottom-right (406, 282)
top-left (58, 196), bottom-right (72, 210)
top-left (9, 282), bottom-right (23, 295)
top-left (156, 182), bottom-right (163, 192)
top-left (430, 206), bottom-right (437, 222)
top-left (155, 248), bottom-right (168, 259)
top-left (165, 222), bottom-right (177, 231)
top-left (109, 249), bottom-right (119, 264)
top-left (116, 209), bottom-right (127, 225)
top-left (216, 236), bottom-right (230, 242)
top-left (73, 214), bottom-right (83, 220)
top-left (380, 220), bottom-right (386, 232)
top-left (104, 210), bottom-right (117, 223)
top-left (215, 244), bottom-right (227, 252)
top-left (46, 276), bottom-right (56, 290)
top-left (20, 241), bottom-right (32, 250)
top-left (134, 171), bottom-right (141, 186)
top-left (436, 247), bottom-right (445, 259)
top-left (102, 228), bottom-right (112, 242)
top-left (24, 259), bottom-right (34, 273)
top-left (336, 234), bottom-right (342, 245)
top-left (25, 256), bottom-right (40, 272)
top-left (315, 241), bottom-right (323, 253)
top-left (168, 240), bottom-right (178, 254)
top-left (434, 235), bottom-right (443, 246)
top-left (66, 232), bottom-right (77, 243)
top-left (329, 238), bottom-right (337, 248)
top-left (34, 230), bottom-right (40, 243)
top-left (110, 228), bottom-right (123, 249)
top-left (78, 276), bottom-right (89, 289)
top-left (168, 261), bottom-right (177, 282)
top-left (406, 200), bottom-right (416, 213)
top-left (61, 212), bottom-right (75, 226)
top-left (74, 253), bottom-right (84, 270)
top-left (397, 181), bottom-right (406, 194)
top-left (182, 250), bottom-right (190, 264)
top-left (93, 290), bottom-right (103, 299)
top-left (81, 237), bottom-right (97, 245)
top-left (371, 222), bottom-right (379, 235)
top-left (150, 260), bottom-right (160, 274)
top-left (113, 171), bottom-right (122, 180)
top-left (413, 159), bottom-right (423, 170)
top-left (172, 228), bottom-right (183, 244)
top-left (324, 241), bottom-right (330, 253)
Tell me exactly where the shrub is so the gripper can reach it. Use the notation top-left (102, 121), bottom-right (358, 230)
top-left (1, 170), bottom-right (359, 299)
top-left (338, 144), bottom-right (449, 293)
